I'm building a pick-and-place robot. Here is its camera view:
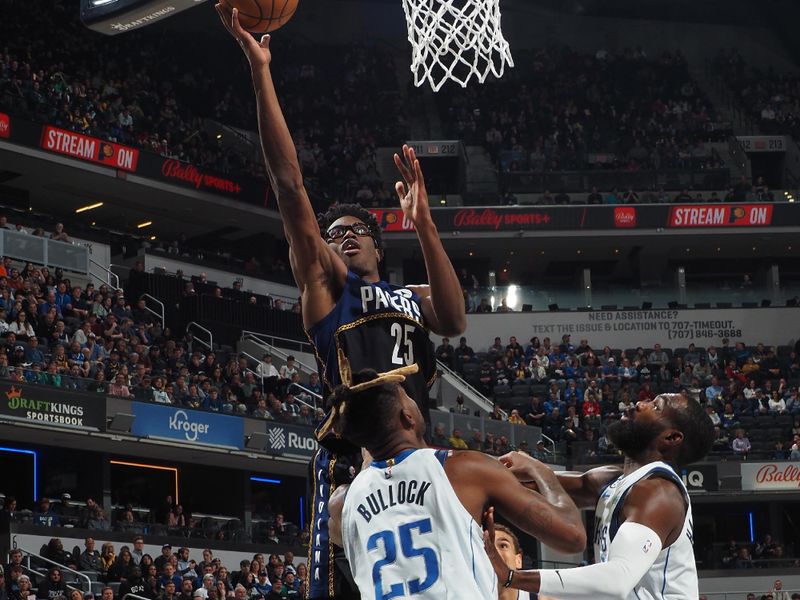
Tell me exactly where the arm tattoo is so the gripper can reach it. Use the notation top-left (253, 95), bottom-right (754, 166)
top-left (523, 498), bottom-right (554, 531)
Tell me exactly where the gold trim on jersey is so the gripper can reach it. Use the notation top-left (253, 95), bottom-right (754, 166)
top-left (333, 312), bottom-right (437, 387)
top-left (327, 455), bottom-right (337, 598)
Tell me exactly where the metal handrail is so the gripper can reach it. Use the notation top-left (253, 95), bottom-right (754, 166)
top-left (241, 330), bottom-right (313, 354)
top-left (123, 593), bottom-right (153, 600)
top-left (17, 545), bottom-right (92, 592)
top-left (140, 293), bottom-right (165, 326)
top-left (187, 322), bottom-right (213, 352)
top-left (239, 350), bottom-right (321, 409)
top-left (288, 382), bottom-right (322, 410)
top-left (540, 433), bottom-right (556, 456)
top-left (241, 334), bottom-right (317, 376)
top-left (436, 359), bottom-right (499, 416)
top-left (89, 258), bottom-right (121, 292)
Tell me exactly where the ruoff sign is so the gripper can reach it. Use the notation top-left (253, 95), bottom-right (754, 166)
top-left (265, 423), bottom-right (318, 458)
top-left (740, 462), bottom-right (800, 491)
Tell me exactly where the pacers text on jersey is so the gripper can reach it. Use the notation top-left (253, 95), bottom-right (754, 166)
top-left (360, 285), bottom-right (423, 323)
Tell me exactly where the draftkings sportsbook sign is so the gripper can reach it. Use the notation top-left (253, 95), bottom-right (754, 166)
top-left (0, 383), bottom-right (104, 429)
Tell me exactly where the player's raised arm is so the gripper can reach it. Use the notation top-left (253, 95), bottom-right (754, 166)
top-left (446, 451), bottom-right (586, 554)
top-left (483, 478), bottom-right (687, 600)
top-left (395, 146), bottom-right (465, 337)
top-left (502, 453), bottom-right (622, 509)
top-left (216, 4), bottom-right (344, 298)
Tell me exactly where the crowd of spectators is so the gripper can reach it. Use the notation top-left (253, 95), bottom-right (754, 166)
top-left (439, 46), bottom-right (729, 174)
top-left (0, 493), bottom-right (302, 549)
top-left (436, 333), bottom-right (800, 462)
top-left (715, 49), bottom-right (800, 142)
top-left (721, 534), bottom-right (797, 571)
top-left (0, 215), bottom-right (322, 429)
top-left (498, 177), bottom-right (779, 206)
top-left (0, 0), bottom-right (404, 209)
top-left (1, 538), bottom-right (307, 599)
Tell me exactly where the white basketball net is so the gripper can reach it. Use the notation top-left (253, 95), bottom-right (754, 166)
top-left (401, 0), bottom-right (514, 92)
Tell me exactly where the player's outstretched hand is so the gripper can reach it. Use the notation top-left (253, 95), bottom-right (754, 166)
top-left (482, 507), bottom-right (511, 582)
top-left (215, 3), bottom-right (272, 69)
top-left (394, 145), bottom-right (431, 227)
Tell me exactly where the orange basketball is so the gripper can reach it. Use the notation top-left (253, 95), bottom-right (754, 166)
top-left (222, 0), bottom-right (299, 33)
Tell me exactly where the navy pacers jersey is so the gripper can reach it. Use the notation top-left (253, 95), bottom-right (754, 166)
top-left (305, 271), bottom-right (436, 599)
top-left (308, 270), bottom-right (436, 436)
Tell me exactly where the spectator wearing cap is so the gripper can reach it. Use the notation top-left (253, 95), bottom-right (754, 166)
top-left (533, 440), bottom-right (548, 461)
top-left (253, 572), bottom-right (271, 597)
top-left (200, 574), bottom-right (216, 595)
top-left (154, 545), bottom-right (173, 574)
top-left (10, 345), bottom-right (26, 368)
top-left (192, 589), bottom-right (208, 600)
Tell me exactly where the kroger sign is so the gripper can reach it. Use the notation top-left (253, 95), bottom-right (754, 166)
top-left (131, 402), bottom-right (244, 448)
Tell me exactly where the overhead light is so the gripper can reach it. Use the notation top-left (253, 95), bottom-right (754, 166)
top-left (216, 133), bottom-right (223, 140)
top-left (137, 221), bottom-right (153, 229)
top-left (76, 202), bottom-right (104, 213)
top-left (149, 235), bottom-right (157, 241)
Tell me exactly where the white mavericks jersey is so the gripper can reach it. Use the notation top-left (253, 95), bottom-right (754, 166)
top-left (341, 448), bottom-right (497, 600)
top-left (593, 461), bottom-right (697, 600)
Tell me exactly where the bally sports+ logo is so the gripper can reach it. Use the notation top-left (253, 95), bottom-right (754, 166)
top-left (168, 409), bottom-right (210, 441)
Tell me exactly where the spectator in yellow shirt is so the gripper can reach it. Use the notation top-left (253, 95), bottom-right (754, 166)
top-left (448, 428), bottom-right (469, 450)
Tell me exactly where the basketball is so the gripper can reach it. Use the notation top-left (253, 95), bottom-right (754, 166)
top-left (221, 0), bottom-right (299, 33)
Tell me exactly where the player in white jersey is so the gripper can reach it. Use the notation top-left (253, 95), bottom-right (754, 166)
top-left (484, 393), bottom-right (714, 600)
top-left (325, 362), bottom-right (587, 599)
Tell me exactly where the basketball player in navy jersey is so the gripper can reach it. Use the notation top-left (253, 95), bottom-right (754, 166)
top-left (324, 365), bottom-right (586, 598)
top-left (217, 7), bottom-right (466, 599)
top-left (483, 393), bottom-right (715, 600)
